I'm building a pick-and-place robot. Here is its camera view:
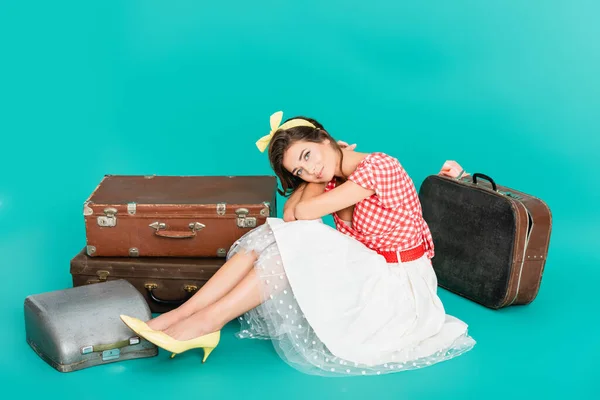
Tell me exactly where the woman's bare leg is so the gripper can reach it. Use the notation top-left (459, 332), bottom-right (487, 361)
top-left (147, 251), bottom-right (258, 331)
top-left (161, 269), bottom-right (263, 341)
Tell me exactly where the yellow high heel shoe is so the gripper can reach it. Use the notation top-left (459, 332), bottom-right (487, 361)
top-left (140, 329), bottom-right (221, 363)
top-left (120, 315), bottom-right (153, 335)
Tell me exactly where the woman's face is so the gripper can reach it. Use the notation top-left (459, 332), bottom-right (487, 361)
top-left (282, 139), bottom-right (338, 184)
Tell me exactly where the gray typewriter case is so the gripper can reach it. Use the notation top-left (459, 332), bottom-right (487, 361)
top-left (24, 279), bottom-right (157, 372)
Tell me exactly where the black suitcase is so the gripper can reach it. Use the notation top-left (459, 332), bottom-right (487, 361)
top-left (419, 173), bottom-right (552, 309)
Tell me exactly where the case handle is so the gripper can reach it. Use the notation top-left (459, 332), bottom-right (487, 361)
top-left (80, 336), bottom-right (141, 355)
top-left (155, 230), bottom-right (196, 239)
top-left (144, 283), bottom-right (198, 306)
top-left (149, 222), bottom-right (205, 239)
top-left (472, 173), bottom-right (497, 191)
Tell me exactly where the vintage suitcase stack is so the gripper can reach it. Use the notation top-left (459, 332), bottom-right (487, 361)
top-left (70, 174), bottom-right (278, 313)
top-left (25, 174), bottom-right (277, 372)
top-left (419, 173), bottom-right (552, 309)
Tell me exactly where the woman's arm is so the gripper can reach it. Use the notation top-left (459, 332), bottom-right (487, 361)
top-left (283, 182), bottom-right (330, 221)
top-left (294, 181), bottom-right (374, 220)
top-left (283, 183), bottom-right (306, 222)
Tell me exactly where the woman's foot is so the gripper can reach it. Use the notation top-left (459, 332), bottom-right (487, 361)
top-left (162, 309), bottom-right (223, 341)
top-left (146, 308), bottom-right (189, 331)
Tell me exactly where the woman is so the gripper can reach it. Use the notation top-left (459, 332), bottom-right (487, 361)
top-left (121, 111), bottom-right (475, 376)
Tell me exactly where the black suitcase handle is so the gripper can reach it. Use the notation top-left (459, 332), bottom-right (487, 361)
top-left (144, 283), bottom-right (198, 306)
top-left (472, 173), bottom-right (497, 191)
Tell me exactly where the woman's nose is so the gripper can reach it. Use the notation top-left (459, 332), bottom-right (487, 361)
top-left (305, 162), bottom-right (315, 175)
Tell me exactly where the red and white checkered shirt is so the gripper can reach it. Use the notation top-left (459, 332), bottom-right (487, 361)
top-left (325, 152), bottom-right (435, 258)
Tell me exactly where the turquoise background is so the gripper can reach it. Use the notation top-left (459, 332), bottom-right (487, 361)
top-left (1, 1), bottom-right (598, 398)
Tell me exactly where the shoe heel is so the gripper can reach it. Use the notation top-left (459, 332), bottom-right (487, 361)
top-left (202, 347), bottom-right (215, 363)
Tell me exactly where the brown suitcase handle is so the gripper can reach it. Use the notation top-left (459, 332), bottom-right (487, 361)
top-left (149, 221), bottom-right (205, 239)
top-left (144, 283), bottom-right (198, 306)
top-left (155, 230), bottom-right (196, 239)
top-left (472, 173), bottom-right (497, 191)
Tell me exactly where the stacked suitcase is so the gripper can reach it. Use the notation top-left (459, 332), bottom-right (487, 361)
top-left (70, 174), bottom-right (278, 313)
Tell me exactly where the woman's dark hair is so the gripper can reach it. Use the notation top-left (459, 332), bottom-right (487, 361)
top-left (268, 116), bottom-right (344, 196)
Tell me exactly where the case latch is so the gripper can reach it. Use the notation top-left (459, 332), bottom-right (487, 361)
top-left (235, 208), bottom-right (256, 228)
top-left (500, 191), bottom-right (523, 200)
top-left (127, 202), bottom-right (136, 215)
top-left (97, 270), bottom-right (109, 281)
top-left (260, 202), bottom-right (270, 217)
top-left (102, 348), bottom-right (120, 361)
top-left (86, 269), bottom-right (110, 284)
top-left (97, 207), bottom-right (117, 227)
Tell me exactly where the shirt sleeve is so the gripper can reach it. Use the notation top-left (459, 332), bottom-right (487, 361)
top-left (347, 154), bottom-right (408, 209)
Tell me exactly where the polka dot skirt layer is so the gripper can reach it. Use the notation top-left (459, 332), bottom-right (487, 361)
top-left (227, 223), bottom-right (475, 377)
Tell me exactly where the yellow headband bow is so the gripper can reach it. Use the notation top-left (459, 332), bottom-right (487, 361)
top-left (255, 111), bottom-right (316, 153)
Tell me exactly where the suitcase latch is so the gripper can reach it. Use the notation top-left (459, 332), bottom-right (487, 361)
top-left (260, 202), bottom-right (270, 217)
top-left (217, 203), bottom-right (226, 216)
top-left (102, 348), bottom-right (120, 361)
top-left (97, 207), bottom-right (117, 227)
top-left (86, 269), bottom-right (110, 284)
top-left (235, 208), bottom-right (256, 228)
top-left (97, 270), bottom-right (109, 281)
top-left (500, 191), bottom-right (523, 200)
top-left (127, 202), bottom-right (136, 215)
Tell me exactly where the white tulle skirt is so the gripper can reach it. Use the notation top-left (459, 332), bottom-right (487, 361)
top-left (227, 218), bottom-right (475, 376)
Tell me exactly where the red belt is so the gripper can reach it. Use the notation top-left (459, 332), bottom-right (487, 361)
top-left (376, 244), bottom-right (426, 264)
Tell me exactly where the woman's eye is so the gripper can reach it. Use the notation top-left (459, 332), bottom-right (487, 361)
top-left (304, 151), bottom-right (310, 161)
top-left (297, 169), bottom-right (303, 176)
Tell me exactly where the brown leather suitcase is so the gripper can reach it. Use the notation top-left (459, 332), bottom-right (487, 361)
top-left (70, 248), bottom-right (225, 313)
top-left (83, 175), bottom-right (277, 258)
top-left (418, 173), bottom-right (552, 309)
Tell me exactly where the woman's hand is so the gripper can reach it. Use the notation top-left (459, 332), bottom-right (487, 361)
top-left (282, 184), bottom-right (306, 222)
top-left (439, 160), bottom-right (469, 178)
top-left (337, 140), bottom-right (357, 151)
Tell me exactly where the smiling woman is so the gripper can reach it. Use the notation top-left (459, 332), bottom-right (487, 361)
top-left (277, 134), bottom-right (376, 220)
top-left (267, 115), bottom-right (347, 195)
top-left (120, 110), bottom-right (475, 377)
top-left (284, 141), bottom-right (333, 182)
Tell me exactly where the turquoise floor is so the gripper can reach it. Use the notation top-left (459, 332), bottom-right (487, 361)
top-left (1, 1), bottom-right (598, 398)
